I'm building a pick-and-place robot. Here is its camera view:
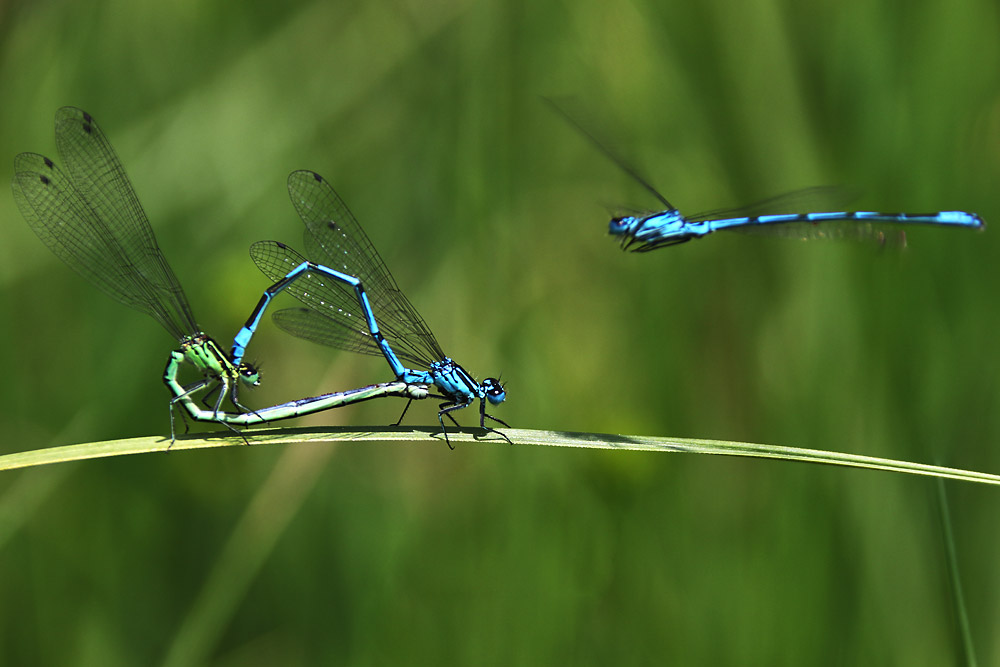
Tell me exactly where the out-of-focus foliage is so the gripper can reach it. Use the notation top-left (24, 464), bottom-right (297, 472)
top-left (0, 0), bottom-right (997, 663)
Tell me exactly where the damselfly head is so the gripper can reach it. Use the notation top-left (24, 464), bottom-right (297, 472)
top-left (482, 377), bottom-right (506, 406)
top-left (238, 362), bottom-right (261, 387)
top-left (609, 216), bottom-right (636, 236)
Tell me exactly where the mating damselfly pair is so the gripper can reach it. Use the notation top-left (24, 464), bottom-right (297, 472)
top-left (11, 106), bottom-right (985, 447)
top-left (12, 107), bottom-right (507, 447)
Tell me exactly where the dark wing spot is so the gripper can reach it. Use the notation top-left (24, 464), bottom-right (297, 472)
top-left (312, 172), bottom-right (323, 183)
top-left (43, 157), bottom-right (54, 168)
top-left (275, 241), bottom-right (288, 249)
top-left (39, 175), bottom-right (50, 185)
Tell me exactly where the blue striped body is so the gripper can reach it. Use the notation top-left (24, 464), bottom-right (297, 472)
top-left (238, 257), bottom-right (502, 412)
top-left (232, 258), bottom-right (371, 365)
top-left (242, 249), bottom-right (507, 416)
top-left (611, 206), bottom-right (985, 252)
top-left (400, 359), bottom-right (504, 410)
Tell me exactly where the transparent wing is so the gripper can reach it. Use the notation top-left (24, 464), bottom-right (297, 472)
top-left (686, 186), bottom-right (858, 222)
top-left (686, 186), bottom-right (910, 245)
top-left (725, 219), bottom-right (908, 246)
top-left (544, 97), bottom-right (674, 211)
top-left (12, 110), bottom-right (198, 341)
top-left (282, 170), bottom-right (445, 368)
top-left (272, 307), bottom-right (389, 358)
top-left (53, 107), bottom-right (198, 337)
top-left (250, 239), bottom-right (395, 359)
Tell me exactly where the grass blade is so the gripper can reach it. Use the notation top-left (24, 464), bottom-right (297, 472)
top-left (0, 427), bottom-right (997, 486)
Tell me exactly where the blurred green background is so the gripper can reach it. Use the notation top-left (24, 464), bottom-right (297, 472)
top-left (1, 0), bottom-right (998, 663)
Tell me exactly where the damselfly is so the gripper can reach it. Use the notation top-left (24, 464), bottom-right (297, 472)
top-left (609, 190), bottom-right (984, 252)
top-left (237, 170), bottom-right (509, 448)
top-left (547, 101), bottom-right (984, 252)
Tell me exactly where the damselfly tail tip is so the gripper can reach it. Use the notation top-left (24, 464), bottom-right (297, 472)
top-left (933, 210), bottom-right (985, 229)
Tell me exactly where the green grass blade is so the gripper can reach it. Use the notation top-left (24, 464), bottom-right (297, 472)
top-left (0, 427), bottom-right (997, 486)
top-left (936, 478), bottom-right (979, 665)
